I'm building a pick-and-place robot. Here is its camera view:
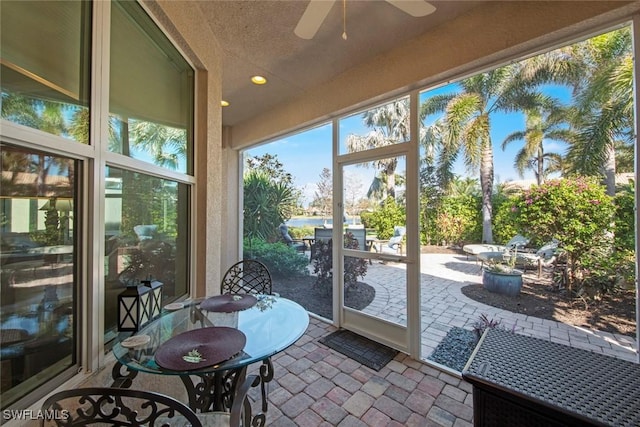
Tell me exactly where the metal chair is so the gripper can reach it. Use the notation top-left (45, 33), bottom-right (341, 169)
top-left (40, 375), bottom-right (264, 426)
top-left (220, 259), bottom-right (273, 295)
top-left (220, 260), bottom-right (275, 411)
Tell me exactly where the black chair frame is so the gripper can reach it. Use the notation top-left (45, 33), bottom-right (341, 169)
top-left (220, 259), bottom-right (272, 295)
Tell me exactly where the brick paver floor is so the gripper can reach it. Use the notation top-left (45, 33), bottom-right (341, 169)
top-left (257, 316), bottom-right (474, 427)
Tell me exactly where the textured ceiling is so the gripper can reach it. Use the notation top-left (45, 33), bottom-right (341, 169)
top-left (195, 1), bottom-right (484, 126)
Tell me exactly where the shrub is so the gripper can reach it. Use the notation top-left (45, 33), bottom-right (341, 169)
top-left (576, 246), bottom-right (635, 299)
top-left (288, 225), bottom-right (313, 240)
top-left (492, 194), bottom-right (521, 245)
top-left (614, 183), bottom-right (635, 252)
top-left (360, 211), bottom-right (374, 229)
top-left (367, 197), bottom-right (405, 240)
top-left (243, 238), bottom-right (309, 278)
top-left (344, 232), bottom-right (368, 288)
top-left (513, 177), bottom-right (615, 293)
top-left (311, 232), bottom-right (367, 291)
top-left (433, 194), bottom-right (480, 246)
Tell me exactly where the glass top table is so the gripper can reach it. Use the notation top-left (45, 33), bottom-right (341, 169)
top-left (111, 295), bottom-right (309, 412)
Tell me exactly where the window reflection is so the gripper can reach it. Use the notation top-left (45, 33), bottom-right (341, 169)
top-left (109, 1), bottom-right (194, 174)
top-left (0, 1), bottom-right (90, 144)
top-left (0, 145), bottom-right (77, 407)
top-left (104, 167), bottom-right (189, 339)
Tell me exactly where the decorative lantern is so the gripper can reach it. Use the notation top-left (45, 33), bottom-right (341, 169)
top-left (142, 280), bottom-right (163, 320)
top-left (117, 282), bottom-right (152, 332)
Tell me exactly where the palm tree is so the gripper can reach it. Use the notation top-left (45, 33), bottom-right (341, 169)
top-left (501, 106), bottom-right (571, 185)
top-left (524, 28), bottom-right (633, 195)
top-left (345, 99), bottom-right (410, 199)
top-left (1, 94), bottom-right (73, 196)
top-left (421, 66), bottom-right (551, 243)
top-left (449, 176), bottom-right (480, 198)
top-left (570, 50), bottom-right (633, 195)
top-left (129, 120), bottom-right (188, 170)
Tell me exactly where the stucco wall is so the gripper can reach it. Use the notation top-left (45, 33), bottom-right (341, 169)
top-left (142, 0), bottom-right (225, 296)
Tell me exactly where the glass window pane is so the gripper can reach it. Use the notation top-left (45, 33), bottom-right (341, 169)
top-left (0, 145), bottom-right (78, 407)
top-left (109, 1), bottom-right (194, 174)
top-left (0, 1), bottom-right (91, 144)
top-left (339, 97), bottom-right (410, 155)
top-left (104, 167), bottom-right (189, 340)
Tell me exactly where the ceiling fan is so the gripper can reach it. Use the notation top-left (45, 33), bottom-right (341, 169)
top-left (294, 0), bottom-right (436, 40)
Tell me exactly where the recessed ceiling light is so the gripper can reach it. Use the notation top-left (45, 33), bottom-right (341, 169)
top-left (221, 100), bottom-right (230, 107)
top-left (251, 75), bottom-right (267, 85)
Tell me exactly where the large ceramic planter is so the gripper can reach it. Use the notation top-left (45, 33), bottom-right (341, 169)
top-left (482, 268), bottom-right (523, 297)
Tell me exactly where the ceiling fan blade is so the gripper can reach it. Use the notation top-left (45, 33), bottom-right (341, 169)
top-left (294, 0), bottom-right (336, 39)
top-left (385, 0), bottom-right (436, 17)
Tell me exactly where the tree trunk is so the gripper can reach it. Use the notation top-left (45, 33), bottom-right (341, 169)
top-left (385, 161), bottom-right (396, 198)
top-left (480, 140), bottom-right (494, 243)
top-left (603, 143), bottom-right (616, 197)
top-left (537, 146), bottom-right (544, 185)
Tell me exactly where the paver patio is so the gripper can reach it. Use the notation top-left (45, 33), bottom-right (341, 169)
top-left (357, 253), bottom-right (637, 364)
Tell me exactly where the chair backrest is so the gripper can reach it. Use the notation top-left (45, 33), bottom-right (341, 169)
top-left (345, 227), bottom-right (366, 251)
top-left (314, 227), bottom-right (333, 243)
top-left (133, 224), bottom-right (157, 241)
top-left (506, 234), bottom-right (529, 250)
top-left (278, 223), bottom-right (294, 245)
top-left (221, 259), bottom-right (272, 295)
top-left (536, 239), bottom-right (559, 259)
top-left (40, 386), bottom-right (202, 426)
top-left (388, 226), bottom-right (406, 248)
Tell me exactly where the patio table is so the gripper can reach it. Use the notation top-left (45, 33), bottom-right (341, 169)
top-left (463, 329), bottom-right (640, 426)
top-left (111, 295), bottom-right (309, 413)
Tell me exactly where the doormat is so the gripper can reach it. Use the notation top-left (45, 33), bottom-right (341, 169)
top-left (319, 329), bottom-right (398, 371)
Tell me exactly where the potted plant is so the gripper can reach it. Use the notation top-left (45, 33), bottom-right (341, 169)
top-left (481, 249), bottom-right (523, 297)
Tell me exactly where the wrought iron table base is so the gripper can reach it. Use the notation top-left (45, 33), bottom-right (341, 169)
top-left (111, 358), bottom-right (273, 413)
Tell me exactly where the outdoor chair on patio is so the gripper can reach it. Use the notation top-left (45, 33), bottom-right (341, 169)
top-left (345, 227), bottom-right (367, 251)
top-left (278, 223), bottom-right (307, 253)
top-left (220, 259), bottom-right (273, 295)
top-left (40, 375), bottom-right (263, 426)
top-left (310, 227), bottom-right (333, 262)
top-left (462, 234), bottom-right (530, 260)
top-left (377, 226), bottom-right (406, 255)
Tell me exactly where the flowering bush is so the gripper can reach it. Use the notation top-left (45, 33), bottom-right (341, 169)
top-left (492, 194), bottom-right (521, 245)
top-left (513, 177), bottom-right (615, 292)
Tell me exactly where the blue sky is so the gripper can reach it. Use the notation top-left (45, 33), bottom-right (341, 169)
top-left (247, 82), bottom-right (573, 207)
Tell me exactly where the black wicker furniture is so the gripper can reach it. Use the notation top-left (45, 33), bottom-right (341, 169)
top-left (463, 329), bottom-right (640, 427)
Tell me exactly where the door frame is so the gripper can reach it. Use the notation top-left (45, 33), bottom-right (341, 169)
top-left (331, 92), bottom-right (421, 357)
